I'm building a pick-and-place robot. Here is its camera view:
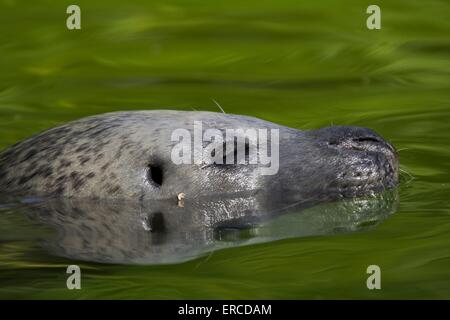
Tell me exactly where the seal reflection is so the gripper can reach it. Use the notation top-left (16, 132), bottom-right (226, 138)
top-left (22, 191), bottom-right (398, 265)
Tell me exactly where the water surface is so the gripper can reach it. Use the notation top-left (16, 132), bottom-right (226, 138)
top-left (0, 0), bottom-right (449, 299)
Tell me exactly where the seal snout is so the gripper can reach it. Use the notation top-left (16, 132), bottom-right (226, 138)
top-left (313, 126), bottom-right (399, 197)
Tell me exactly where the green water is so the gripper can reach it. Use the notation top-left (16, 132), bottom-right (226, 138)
top-left (0, 0), bottom-right (449, 299)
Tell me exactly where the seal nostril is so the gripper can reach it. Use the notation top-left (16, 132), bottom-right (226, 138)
top-left (328, 139), bottom-right (339, 146)
top-left (352, 135), bottom-right (396, 155)
top-left (353, 137), bottom-right (382, 144)
top-left (147, 164), bottom-right (163, 186)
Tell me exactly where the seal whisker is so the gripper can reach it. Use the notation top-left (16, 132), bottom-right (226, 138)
top-left (193, 250), bottom-right (215, 270)
top-left (211, 98), bottom-right (226, 114)
top-left (399, 167), bottom-right (414, 183)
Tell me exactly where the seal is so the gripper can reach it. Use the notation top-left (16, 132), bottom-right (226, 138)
top-left (0, 110), bottom-right (398, 210)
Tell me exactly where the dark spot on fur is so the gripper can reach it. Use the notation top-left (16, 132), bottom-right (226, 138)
top-left (60, 159), bottom-right (72, 167)
top-left (17, 177), bottom-right (27, 185)
top-left (56, 175), bottom-right (67, 183)
top-left (17, 171), bottom-right (39, 185)
top-left (75, 143), bottom-right (90, 153)
top-left (38, 165), bottom-right (53, 178)
top-left (89, 129), bottom-right (104, 137)
top-left (21, 149), bottom-right (37, 163)
top-left (54, 185), bottom-right (66, 195)
top-left (70, 171), bottom-right (85, 191)
top-left (108, 185), bottom-right (121, 194)
top-left (73, 179), bottom-right (85, 191)
top-left (78, 155), bottom-right (91, 166)
top-left (95, 153), bottom-right (104, 162)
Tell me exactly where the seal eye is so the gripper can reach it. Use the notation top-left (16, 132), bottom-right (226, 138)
top-left (220, 141), bottom-right (250, 165)
top-left (147, 165), bottom-right (163, 186)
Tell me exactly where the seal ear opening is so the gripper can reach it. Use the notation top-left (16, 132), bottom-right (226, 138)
top-left (147, 164), bottom-right (163, 186)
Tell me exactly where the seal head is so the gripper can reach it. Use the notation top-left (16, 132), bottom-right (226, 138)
top-left (0, 111), bottom-right (398, 212)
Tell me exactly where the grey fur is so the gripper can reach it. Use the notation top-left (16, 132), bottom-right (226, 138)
top-left (0, 110), bottom-right (398, 209)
